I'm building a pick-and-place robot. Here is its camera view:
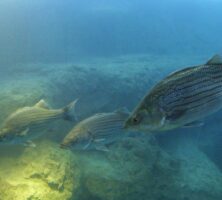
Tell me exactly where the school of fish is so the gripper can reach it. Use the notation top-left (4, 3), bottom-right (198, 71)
top-left (0, 55), bottom-right (222, 151)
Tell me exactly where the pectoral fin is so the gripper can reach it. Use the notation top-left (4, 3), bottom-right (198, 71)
top-left (94, 138), bottom-right (106, 142)
top-left (95, 144), bottom-right (109, 152)
top-left (83, 140), bottom-right (92, 150)
top-left (183, 121), bottom-right (204, 128)
top-left (34, 99), bottom-right (50, 109)
top-left (18, 128), bottom-right (30, 136)
top-left (167, 109), bottom-right (186, 121)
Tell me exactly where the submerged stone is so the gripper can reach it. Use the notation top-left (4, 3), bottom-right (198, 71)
top-left (73, 136), bottom-right (222, 200)
top-left (0, 56), bottom-right (222, 200)
top-left (0, 141), bottom-right (81, 200)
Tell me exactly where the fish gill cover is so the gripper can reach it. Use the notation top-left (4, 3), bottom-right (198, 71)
top-left (0, 0), bottom-right (222, 200)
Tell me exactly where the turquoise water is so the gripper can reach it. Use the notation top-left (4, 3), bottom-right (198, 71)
top-left (0, 1), bottom-right (222, 200)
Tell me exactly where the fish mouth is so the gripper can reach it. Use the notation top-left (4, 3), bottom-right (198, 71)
top-left (123, 119), bottom-right (130, 129)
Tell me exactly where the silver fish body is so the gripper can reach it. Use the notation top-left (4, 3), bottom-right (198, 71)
top-left (124, 55), bottom-right (222, 132)
top-left (0, 99), bottom-right (77, 144)
top-left (61, 109), bottom-right (129, 151)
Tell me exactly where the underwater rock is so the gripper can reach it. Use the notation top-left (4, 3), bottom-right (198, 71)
top-left (0, 141), bottom-right (81, 200)
top-left (73, 136), bottom-right (222, 200)
top-left (1, 55), bottom-right (222, 200)
top-left (172, 141), bottom-right (222, 200)
top-left (76, 136), bottom-right (181, 200)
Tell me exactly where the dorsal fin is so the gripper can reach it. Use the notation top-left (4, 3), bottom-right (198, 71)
top-left (34, 99), bottom-right (50, 109)
top-left (206, 54), bottom-right (222, 65)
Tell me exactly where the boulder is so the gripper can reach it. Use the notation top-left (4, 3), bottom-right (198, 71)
top-left (0, 141), bottom-right (81, 200)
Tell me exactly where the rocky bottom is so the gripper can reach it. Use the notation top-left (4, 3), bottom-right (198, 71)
top-left (0, 136), bottom-right (221, 200)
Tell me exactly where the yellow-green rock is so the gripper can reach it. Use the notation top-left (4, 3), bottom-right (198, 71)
top-left (0, 141), bottom-right (81, 200)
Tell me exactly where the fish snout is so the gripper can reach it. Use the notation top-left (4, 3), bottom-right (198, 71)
top-left (123, 118), bottom-right (131, 130)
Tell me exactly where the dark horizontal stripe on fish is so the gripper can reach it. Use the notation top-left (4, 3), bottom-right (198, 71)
top-left (93, 116), bottom-right (127, 122)
top-left (171, 65), bottom-right (222, 80)
top-left (160, 75), bottom-right (222, 105)
top-left (14, 118), bottom-right (60, 130)
top-left (92, 128), bottom-right (122, 138)
top-left (88, 123), bottom-right (124, 132)
top-left (92, 127), bottom-right (122, 135)
top-left (163, 79), bottom-right (214, 105)
top-left (173, 92), bottom-right (222, 113)
top-left (167, 95), bottom-right (222, 121)
top-left (88, 118), bottom-right (126, 127)
top-left (91, 123), bottom-right (124, 133)
top-left (22, 111), bottom-right (61, 121)
top-left (92, 116), bottom-right (126, 123)
top-left (166, 85), bottom-right (222, 112)
top-left (174, 74), bottom-right (222, 92)
top-left (165, 72), bottom-right (222, 96)
top-left (166, 87), bottom-right (222, 112)
top-left (164, 66), bottom-right (222, 90)
top-left (90, 115), bottom-right (127, 122)
top-left (166, 81), bottom-right (222, 108)
top-left (16, 114), bottom-right (60, 125)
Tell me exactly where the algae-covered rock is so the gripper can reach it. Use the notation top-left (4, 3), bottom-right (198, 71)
top-left (173, 141), bottom-right (222, 200)
top-left (0, 141), bottom-right (81, 200)
top-left (75, 136), bottom-right (181, 200)
top-left (73, 135), bottom-right (222, 200)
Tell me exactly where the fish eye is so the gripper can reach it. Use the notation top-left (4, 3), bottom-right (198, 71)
top-left (132, 116), bottom-right (141, 124)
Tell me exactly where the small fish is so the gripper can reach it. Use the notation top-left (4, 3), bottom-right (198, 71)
top-left (60, 108), bottom-right (129, 151)
top-left (124, 55), bottom-right (222, 132)
top-left (0, 99), bottom-right (78, 145)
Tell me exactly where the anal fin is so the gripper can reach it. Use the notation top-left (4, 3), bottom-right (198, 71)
top-left (95, 144), bottom-right (109, 152)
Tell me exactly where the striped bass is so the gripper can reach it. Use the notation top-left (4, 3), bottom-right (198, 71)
top-left (124, 55), bottom-right (222, 132)
top-left (60, 108), bottom-right (129, 151)
top-left (0, 99), bottom-right (78, 145)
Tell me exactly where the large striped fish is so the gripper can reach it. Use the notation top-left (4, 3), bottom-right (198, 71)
top-left (60, 109), bottom-right (129, 151)
top-left (124, 55), bottom-right (222, 132)
top-left (0, 99), bottom-right (78, 145)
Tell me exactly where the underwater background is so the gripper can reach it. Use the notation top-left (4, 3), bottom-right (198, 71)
top-left (0, 0), bottom-right (222, 199)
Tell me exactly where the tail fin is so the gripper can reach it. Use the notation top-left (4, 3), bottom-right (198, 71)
top-left (63, 99), bottom-right (78, 121)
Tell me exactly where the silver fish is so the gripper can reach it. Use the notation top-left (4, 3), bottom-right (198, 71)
top-left (60, 108), bottom-right (129, 151)
top-left (124, 55), bottom-right (222, 132)
top-left (0, 99), bottom-right (78, 145)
